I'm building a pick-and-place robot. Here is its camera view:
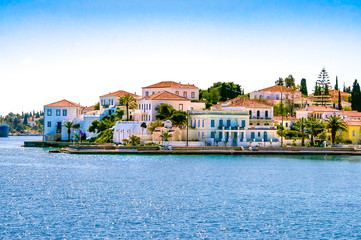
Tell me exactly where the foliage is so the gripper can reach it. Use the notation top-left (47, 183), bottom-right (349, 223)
top-left (294, 117), bottom-right (307, 146)
top-left (148, 119), bottom-right (164, 132)
top-left (94, 102), bottom-right (100, 110)
top-left (115, 108), bottom-right (125, 120)
top-left (170, 111), bottom-right (187, 126)
top-left (335, 76), bottom-right (339, 90)
top-left (129, 135), bottom-right (141, 146)
top-left (155, 104), bottom-right (174, 120)
top-left (63, 121), bottom-right (74, 141)
top-left (306, 117), bottom-right (324, 146)
top-left (273, 102), bottom-right (290, 116)
top-left (144, 142), bottom-right (159, 146)
top-left (199, 82), bottom-right (243, 105)
top-left (351, 79), bottom-right (361, 112)
top-left (94, 129), bottom-right (114, 143)
top-left (1, 111), bottom-right (44, 134)
top-left (338, 90), bottom-right (342, 110)
top-left (285, 75), bottom-right (295, 88)
top-left (326, 116), bottom-right (347, 146)
top-left (343, 139), bottom-right (353, 144)
top-left (343, 106), bottom-right (352, 111)
top-left (118, 94), bottom-right (137, 120)
top-left (315, 67), bottom-right (331, 106)
top-left (160, 131), bottom-right (173, 141)
top-left (275, 77), bottom-right (284, 86)
top-left (300, 78), bottom-right (308, 96)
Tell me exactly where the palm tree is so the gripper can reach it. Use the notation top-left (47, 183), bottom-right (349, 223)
top-left (160, 131), bottom-right (173, 141)
top-left (129, 135), bottom-right (141, 146)
top-left (326, 116), bottom-right (347, 146)
top-left (63, 121), bottom-right (73, 141)
top-left (118, 95), bottom-right (137, 121)
top-left (294, 117), bottom-right (307, 146)
top-left (305, 117), bottom-right (324, 146)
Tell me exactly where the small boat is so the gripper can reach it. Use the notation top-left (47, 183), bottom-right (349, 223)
top-left (0, 125), bottom-right (10, 137)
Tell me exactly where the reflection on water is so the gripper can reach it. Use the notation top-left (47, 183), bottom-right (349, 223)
top-left (1, 136), bottom-right (361, 238)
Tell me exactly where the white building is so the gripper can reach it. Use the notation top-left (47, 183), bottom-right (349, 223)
top-left (142, 81), bottom-right (199, 100)
top-left (138, 91), bottom-right (205, 122)
top-left (43, 99), bottom-right (84, 141)
top-left (188, 110), bottom-right (279, 147)
top-left (99, 90), bottom-right (141, 110)
top-left (296, 106), bottom-right (342, 119)
top-left (250, 85), bottom-right (302, 103)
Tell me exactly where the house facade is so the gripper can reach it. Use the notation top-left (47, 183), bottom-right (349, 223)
top-left (296, 106), bottom-right (342, 119)
top-left (142, 81), bottom-right (199, 100)
top-left (43, 99), bottom-right (84, 141)
top-left (250, 85), bottom-right (302, 103)
top-left (99, 90), bottom-right (141, 110)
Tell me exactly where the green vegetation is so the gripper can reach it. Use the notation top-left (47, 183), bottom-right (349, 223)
top-left (1, 111), bottom-right (44, 134)
top-left (148, 119), bottom-right (164, 132)
top-left (94, 102), bottom-right (100, 110)
top-left (300, 78), bottom-right (308, 96)
top-left (128, 135), bottom-right (141, 146)
top-left (160, 131), bottom-right (173, 141)
top-left (155, 104), bottom-right (187, 127)
top-left (118, 95), bottom-right (137, 120)
top-left (351, 79), bottom-right (361, 112)
top-left (199, 82), bottom-right (243, 107)
top-left (306, 117), bottom-right (324, 146)
top-left (294, 117), bottom-right (307, 146)
top-left (326, 116), bottom-right (347, 146)
top-left (63, 121), bottom-right (74, 141)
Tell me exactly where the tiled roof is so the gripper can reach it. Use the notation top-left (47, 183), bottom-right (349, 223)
top-left (297, 106), bottom-right (341, 112)
top-left (328, 89), bottom-right (351, 96)
top-left (273, 116), bottom-right (298, 121)
top-left (212, 97), bottom-right (272, 108)
top-left (256, 85), bottom-right (301, 93)
top-left (143, 81), bottom-right (198, 89)
top-left (45, 99), bottom-right (84, 108)
top-left (342, 111), bottom-right (361, 117)
top-left (143, 91), bottom-right (189, 101)
top-left (344, 120), bottom-right (361, 126)
top-left (100, 90), bottom-right (140, 98)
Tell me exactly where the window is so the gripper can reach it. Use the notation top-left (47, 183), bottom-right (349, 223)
top-left (47, 121), bottom-right (51, 127)
top-left (241, 120), bottom-right (246, 127)
top-left (219, 132), bottom-right (222, 139)
top-left (175, 91), bottom-right (179, 95)
top-left (265, 111), bottom-right (268, 119)
top-left (211, 132), bottom-right (215, 138)
top-left (63, 109), bottom-right (67, 116)
top-left (219, 119), bottom-right (223, 127)
top-left (202, 120), bottom-right (204, 127)
top-left (47, 109), bottom-right (52, 116)
top-left (198, 120), bottom-right (200, 128)
top-left (286, 123), bottom-right (289, 127)
top-left (179, 104), bottom-right (183, 111)
top-left (56, 109), bottom-right (60, 116)
top-left (191, 92), bottom-right (195, 98)
top-left (183, 92), bottom-right (187, 98)
top-left (149, 104), bottom-right (151, 110)
top-left (211, 120), bottom-right (215, 127)
top-left (249, 110), bottom-right (252, 118)
top-left (257, 111), bottom-right (260, 119)
top-left (145, 91), bottom-right (149, 96)
top-left (227, 119), bottom-right (231, 127)
top-left (276, 94), bottom-right (280, 100)
top-left (251, 132), bottom-right (255, 139)
top-left (353, 130), bottom-right (355, 136)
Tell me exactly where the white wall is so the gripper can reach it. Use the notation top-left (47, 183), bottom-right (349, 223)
top-left (113, 121), bottom-right (149, 143)
top-left (44, 106), bottom-right (80, 139)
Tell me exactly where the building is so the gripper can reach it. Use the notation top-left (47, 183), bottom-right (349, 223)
top-left (342, 111), bottom-right (361, 120)
top-left (296, 106), bottom-right (342, 120)
top-left (138, 91), bottom-right (205, 122)
top-left (43, 99), bottom-right (84, 141)
top-left (250, 85), bottom-right (302, 103)
top-left (142, 81), bottom-right (199, 100)
top-left (273, 116), bottom-right (298, 130)
top-left (339, 120), bottom-right (361, 145)
top-left (211, 97), bottom-right (274, 127)
top-left (99, 90), bottom-right (141, 110)
top-left (188, 110), bottom-right (279, 147)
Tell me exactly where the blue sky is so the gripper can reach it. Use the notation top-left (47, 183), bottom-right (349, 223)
top-left (1, 0), bottom-right (361, 115)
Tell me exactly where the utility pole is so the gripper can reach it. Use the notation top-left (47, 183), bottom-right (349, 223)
top-left (186, 111), bottom-right (189, 146)
top-left (281, 91), bottom-right (284, 147)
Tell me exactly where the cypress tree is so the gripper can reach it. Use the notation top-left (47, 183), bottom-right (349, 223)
top-left (300, 78), bottom-right (308, 96)
top-left (351, 79), bottom-right (361, 112)
top-left (338, 90), bottom-right (342, 110)
top-left (335, 76), bottom-right (339, 90)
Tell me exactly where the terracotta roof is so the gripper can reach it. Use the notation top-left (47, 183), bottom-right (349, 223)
top-left (328, 89), bottom-right (351, 96)
top-left (143, 91), bottom-right (190, 101)
top-left (273, 116), bottom-right (298, 121)
top-left (344, 120), bottom-right (361, 126)
top-left (45, 99), bottom-right (84, 108)
top-left (342, 111), bottom-right (361, 117)
top-left (143, 81), bottom-right (198, 89)
top-left (212, 97), bottom-right (272, 108)
top-left (297, 106), bottom-right (341, 112)
top-left (256, 85), bottom-right (301, 93)
top-left (100, 90), bottom-right (140, 98)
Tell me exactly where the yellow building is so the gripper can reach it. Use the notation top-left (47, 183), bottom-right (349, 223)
top-left (339, 120), bottom-right (361, 145)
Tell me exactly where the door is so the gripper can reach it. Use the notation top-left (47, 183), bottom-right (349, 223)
top-left (264, 132), bottom-right (268, 142)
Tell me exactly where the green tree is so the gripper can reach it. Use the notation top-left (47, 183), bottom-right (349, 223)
top-left (160, 131), bottom-right (173, 141)
top-left (338, 90), bottom-right (342, 110)
top-left (156, 104), bottom-right (174, 120)
top-left (115, 108), bottom-right (125, 120)
top-left (351, 79), bottom-right (361, 112)
top-left (306, 117), bottom-right (324, 146)
top-left (23, 114), bottom-right (28, 125)
top-left (275, 77), bottom-right (284, 86)
top-left (170, 110), bottom-right (187, 126)
top-left (326, 116), bottom-right (347, 146)
top-left (294, 117), bottom-right (307, 146)
top-left (94, 102), bottom-right (100, 110)
top-left (63, 121), bottom-right (74, 141)
top-left (148, 119), bottom-right (164, 132)
top-left (300, 78), bottom-right (308, 96)
top-left (335, 76), bottom-right (339, 90)
top-left (129, 135), bottom-right (141, 146)
top-left (118, 95), bottom-right (137, 120)
top-left (285, 75), bottom-right (295, 88)
top-left (316, 67), bottom-right (331, 106)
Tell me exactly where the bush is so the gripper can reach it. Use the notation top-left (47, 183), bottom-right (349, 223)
top-left (343, 139), bottom-right (353, 144)
top-left (144, 142), bottom-right (159, 146)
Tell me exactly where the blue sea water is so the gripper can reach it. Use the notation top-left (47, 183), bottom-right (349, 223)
top-left (1, 137), bottom-right (361, 239)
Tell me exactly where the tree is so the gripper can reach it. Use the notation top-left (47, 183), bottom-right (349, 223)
top-left (326, 116), bottom-right (347, 146)
top-left (285, 75), bottom-right (295, 88)
top-left (160, 131), bottom-right (173, 141)
top-left (118, 95), bottom-right (137, 120)
top-left (294, 117), bottom-right (307, 146)
top-left (140, 122), bottom-right (147, 135)
top-left (300, 78), bottom-right (308, 96)
top-left (351, 79), bottom-right (361, 112)
top-left (305, 117), bottom-right (324, 146)
top-left (335, 76), bottom-right (339, 90)
top-left (199, 82), bottom-right (243, 104)
top-left (63, 121), bottom-right (74, 141)
top-left (94, 102), bottom-right (100, 110)
top-left (129, 135), bottom-right (141, 146)
top-left (275, 77), bottom-right (284, 86)
top-left (316, 67), bottom-right (331, 106)
top-left (170, 110), bottom-right (187, 126)
top-left (115, 108), bottom-right (125, 120)
top-left (156, 104), bottom-right (174, 120)
top-left (148, 119), bottom-right (164, 132)
top-left (324, 84), bottom-right (329, 96)
top-left (23, 114), bottom-right (28, 125)
top-left (338, 90), bottom-right (342, 110)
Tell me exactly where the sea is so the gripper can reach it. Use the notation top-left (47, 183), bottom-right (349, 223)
top-left (1, 136), bottom-right (361, 239)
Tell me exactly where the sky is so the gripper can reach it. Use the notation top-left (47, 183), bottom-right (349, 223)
top-left (1, 0), bottom-right (361, 115)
